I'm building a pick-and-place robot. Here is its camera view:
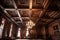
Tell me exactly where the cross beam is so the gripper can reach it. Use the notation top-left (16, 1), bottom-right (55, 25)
top-left (12, 0), bottom-right (23, 24)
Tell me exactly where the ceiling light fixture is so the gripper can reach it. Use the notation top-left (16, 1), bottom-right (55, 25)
top-left (26, 20), bottom-right (35, 29)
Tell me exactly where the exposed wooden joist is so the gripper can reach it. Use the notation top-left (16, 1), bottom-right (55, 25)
top-left (36, 0), bottom-right (52, 25)
top-left (39, 0), bottom-right (50, 18)
top-left (47, 19), bottom-right (60, 25)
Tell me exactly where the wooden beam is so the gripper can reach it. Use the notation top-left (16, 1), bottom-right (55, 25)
top-left (12, 17), bottom-right (30, 20)
top-left (12, 0), bottom-right (23, 24)
top-left (0, 5), bottom-right (19, 26)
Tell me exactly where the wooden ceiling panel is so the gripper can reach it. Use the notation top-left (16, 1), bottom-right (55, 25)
top-left (0, 0), bottom-right (60, 27)
top-left (31, 10), bottom-right (41, 17)
top-left (15, 0), bottom-right (29, 9)
top-left (32, 0), bottom-right (43, 9)
top-left (7, 10), bottom-right (18, 17)
top-left (19, 10), bottom-right (30, 17)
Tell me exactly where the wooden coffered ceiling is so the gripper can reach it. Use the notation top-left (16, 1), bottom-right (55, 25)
top-left (0, 0), bottom-right (60, 27)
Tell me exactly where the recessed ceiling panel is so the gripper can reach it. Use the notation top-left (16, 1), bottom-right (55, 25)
top-left (32, 0), bottom-right (43, 9)
top-left (15, 0), bottom-right (29, 9)
top-left (19, 10), bottom-right (30, 17)
top-left (7, 10), bottom-right (18, 17)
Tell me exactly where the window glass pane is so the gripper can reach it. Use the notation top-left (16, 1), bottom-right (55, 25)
top-left (17, 28), bottom-right (21, 37)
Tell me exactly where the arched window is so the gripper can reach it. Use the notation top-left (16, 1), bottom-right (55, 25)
top-left (0, 18), bottom-right (5, 38)
top-left (26, 28), bottom-right (29, 37)
top-left (17, 28), bottom-right (21, 38)
top-left (9, 23), bottom-right (13, 37)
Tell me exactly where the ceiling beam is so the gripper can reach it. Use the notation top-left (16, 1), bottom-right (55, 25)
top-left (36, 0), bottom-right (53, 25)
top-left (47, 19), bottom-right (60, 25)
top-left (12, 17), bottom-right (30, 20)
top-left (5, 9), bottom-right (15, 11)
top-left (16, 21), bottom-right (21, 24)
top-left (12, 0), bottom-right (23, 24)
top-left (29, 0), bottom-right (32, 9)
top-left (39, 0), bottom-right (50, 18)
top-left (4, 10), bottom-right (19, 25)
top-left (5, 9), bottom-right (43, 10)
top-left (0, 5), bottom-right (19, 26)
